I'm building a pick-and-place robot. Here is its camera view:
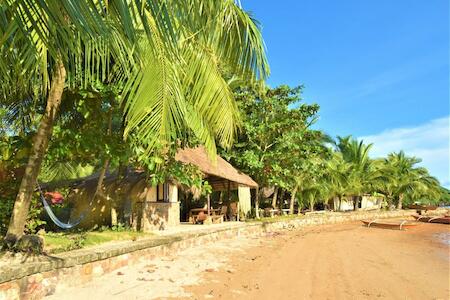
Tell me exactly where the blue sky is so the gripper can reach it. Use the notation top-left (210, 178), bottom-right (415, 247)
top-left (244, 0), bottom-right (449, 187)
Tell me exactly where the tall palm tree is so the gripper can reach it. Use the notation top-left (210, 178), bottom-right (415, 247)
top-left (325, 153), bottom-right (350, 211)
top-left (0, 0), bottom-right (269, 242)
top-left (298, 178), bottom-right (328, 212)
top-left (335, 136), bottom-right (381, 210)
top-left (382, 151), bottom-right (440, 209)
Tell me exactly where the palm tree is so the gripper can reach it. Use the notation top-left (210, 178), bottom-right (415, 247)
top-left (335, 136), bottom-right (381, 210)
top-left (325, 153), bottom-right (350, 211)
top-left (0, 1), bottom-right (269, 242)
top-left (382, 151), bottom-right (440, 209)
top-left (298, 178), bottom-right (329, 212)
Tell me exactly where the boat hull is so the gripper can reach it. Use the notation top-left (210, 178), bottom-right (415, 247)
top-left (412, 215), bottom-right (450, 224)
top-left (407, 205), bottom-right (437, 211)
top-left (361, 220), bottom-right (418, 230)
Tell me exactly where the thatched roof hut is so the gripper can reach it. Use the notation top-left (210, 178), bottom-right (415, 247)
top-left (42, 147), bottom-right (257, 230)
top-left (175, 147), bottom-right (258, 190)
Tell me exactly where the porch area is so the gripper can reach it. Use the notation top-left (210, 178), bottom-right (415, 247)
top-left (136, 146), bottom-right (258, 231)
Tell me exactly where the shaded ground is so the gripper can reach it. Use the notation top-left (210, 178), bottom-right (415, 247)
top-left (46, 221), bottom-right (450, 300)
top-left (44, 230), bottom-right (152, 253)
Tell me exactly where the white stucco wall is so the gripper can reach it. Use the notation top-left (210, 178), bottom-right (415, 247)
top-left (334, 196), bottom-right (382, 211)
top-left (333, 198), bottom-right (354, 211)
top-left (169, 184), bottom-right (178, 203)
top-left (361, 195), bottom-right (382, 210)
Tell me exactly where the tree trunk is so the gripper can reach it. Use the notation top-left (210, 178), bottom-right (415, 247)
top-left (353, 195), bottom-right (359, 211)
top-left (397, 194), bottom-right (404, 210)
top-left (255, 187), bottom-right (260, 219)
top-left (271, 186), bottom-right (279, 208)
top-left (309, 196), bottom-right (314, 212)
top-left (95, 159), bottom-right (109, 197)
top-left (5, 62), bottom-right (66, 244)
top-left (297, 196), bottom-right (303, 215)
top-left (289, 185), bottom-right (298, 214)
top-left (93, 108), bottom-right (112, 202)
top-left (279, 189), bottom-right (286, 209)
top-left (338, 196), bottom-right (342, 211)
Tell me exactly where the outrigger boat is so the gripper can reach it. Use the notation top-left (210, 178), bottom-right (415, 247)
top-left (361, 219), bottom-right (419, 230)
top-left (407, 204), bottom-right (437, 211)
top-left (412, 215), bottom-right (450, 224)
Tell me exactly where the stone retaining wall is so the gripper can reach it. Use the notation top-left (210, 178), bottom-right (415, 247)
top-left (0, 209), bottom-right (417, 300)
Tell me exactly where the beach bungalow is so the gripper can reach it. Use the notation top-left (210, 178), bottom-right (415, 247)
top-left (331, 194), bottom-right (383, 211)
top-left (62, 147), bottom-right (257, 231)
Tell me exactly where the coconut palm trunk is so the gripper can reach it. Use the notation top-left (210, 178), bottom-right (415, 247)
top-left (338, 195), bottom-right (343, 211)
top-left (309, 195), bottom-right (314, 212)
top-left (5, 62), bottom-right (66, 244)
top-left (397, 193), bottom-right (404, 209)
top-left (289, 185), bottom-right (298, 214)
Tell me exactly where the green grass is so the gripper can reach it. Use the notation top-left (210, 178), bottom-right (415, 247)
top-left (44, 230), bottom-right (152, 254)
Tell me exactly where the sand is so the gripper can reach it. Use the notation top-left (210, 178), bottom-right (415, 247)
top-left (45, 221), bottom-right (450, 300)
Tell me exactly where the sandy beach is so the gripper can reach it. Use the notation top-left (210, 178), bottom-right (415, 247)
top-left (46, 221), bottom-right (450, 300)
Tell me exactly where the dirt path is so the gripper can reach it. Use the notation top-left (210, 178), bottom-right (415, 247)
top-left (46, 221), bottom-right (450, 300)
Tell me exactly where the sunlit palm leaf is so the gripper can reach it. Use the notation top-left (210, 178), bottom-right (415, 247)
top-left (1, 0), bottom-right (270, 158)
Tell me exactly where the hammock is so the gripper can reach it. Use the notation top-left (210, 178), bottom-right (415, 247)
top-left (37, 182), bottom-right (86, 229)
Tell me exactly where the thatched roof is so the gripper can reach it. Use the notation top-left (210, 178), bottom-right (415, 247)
top-left (175, 147), bottom-right (258, 189)
top-left (41, 147), bottom-right (258, 192)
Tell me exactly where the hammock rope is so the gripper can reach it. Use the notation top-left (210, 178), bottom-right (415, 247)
top-left (37, 182), bottom-right (93, 230)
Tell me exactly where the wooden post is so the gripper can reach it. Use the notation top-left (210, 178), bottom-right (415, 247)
top-left (255, 187), bottom-right (260, 219)
top-left (236, 184), bottom-right (240, 222)
top-left (163, 183), bottom-right (169, 202)
top-left (227, 181), bottom-right (232, 220)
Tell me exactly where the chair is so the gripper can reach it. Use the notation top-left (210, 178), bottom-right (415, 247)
top-left (228, 202), bottom-right (238, 221)
top-left (220, 205), bottom-right (228, 221)
top-left (195, 211), bottom-right (208, 224)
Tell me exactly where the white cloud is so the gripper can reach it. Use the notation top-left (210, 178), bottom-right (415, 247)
top-left (359, 117), bottom-right (450, 188)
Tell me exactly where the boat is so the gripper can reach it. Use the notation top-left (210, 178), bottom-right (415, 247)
top-left (412, 215), bottom-right (450, 224)
top-left (407, 204), bottom-right (437, 211)
top-left (361, 219), bottom-right (419, 230)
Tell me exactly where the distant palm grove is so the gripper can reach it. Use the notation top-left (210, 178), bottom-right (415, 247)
top-left (0, 1), bottom-right (448, 243)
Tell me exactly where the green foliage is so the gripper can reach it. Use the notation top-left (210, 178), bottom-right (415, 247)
top-left (42, 86), bottom-right (127, 173)
top-left (335, 136), bottom-right (380, 195)
top-left (223, 85), bottom-right (325, 191)
top-left (0, 135), bottom-right (30, 236)
top-left (24, 195), bottom-right (46, 234)
top-left (1, 0), bottom-right (269, 158)
top-left (379, 151), bottom-right (441, 207)
top-left (439, 187), bottom-right (450, 204)
top-left (0, 196), bottom-right (14, 236)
